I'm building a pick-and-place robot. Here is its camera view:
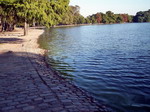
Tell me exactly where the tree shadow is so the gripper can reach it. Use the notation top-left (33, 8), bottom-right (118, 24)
top-left (0, 51), bottom-right (109, 112)
top-left (0, 31), bottom-right (23, 36)
top-left (0, 51), bottom-right (66, 84)
top-left (0, 52), bottom-right (37, 74)
top-left (0, 38), bottom-right (24, 44)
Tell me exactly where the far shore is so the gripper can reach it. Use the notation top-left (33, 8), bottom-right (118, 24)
top-left (53, 23), bottom-right (93, 28)
top-left (53, 22), bottom-right (137, 28)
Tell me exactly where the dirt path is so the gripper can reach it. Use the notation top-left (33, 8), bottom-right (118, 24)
top-left (0, 28), bottom-right (110, 112)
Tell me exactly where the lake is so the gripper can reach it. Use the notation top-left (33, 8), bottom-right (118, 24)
top-left (39, 23), bottom-right (150, 112)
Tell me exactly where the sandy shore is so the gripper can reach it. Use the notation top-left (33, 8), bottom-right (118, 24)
top-left (0, 28), bottom-right (44, 54)
top-left (0, 28), bottom-right (111, 112)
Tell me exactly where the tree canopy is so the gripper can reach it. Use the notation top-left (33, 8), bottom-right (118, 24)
top-left (0, 0), bottom-right (70, 33)
top-left (134, 9), bottom-right (150, 22)
top-left (60, 5), bottom-right (85, 25)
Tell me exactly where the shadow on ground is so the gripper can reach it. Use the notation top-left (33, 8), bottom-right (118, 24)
top-left (0, 51), bottom-right (110, 112)
top-left (0, 38), bottom-right (24, 44)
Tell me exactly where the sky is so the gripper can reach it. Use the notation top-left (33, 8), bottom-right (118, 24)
top-left (69, 0), bottom-right (150, 17)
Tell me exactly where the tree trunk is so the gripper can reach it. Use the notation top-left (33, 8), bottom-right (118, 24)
top-left (0, 17), bottom-right (2, 32)
top-left (9, 24), bottom-right (15, 31)
top-left (2, 22), bottom-right (7, 32)
top-left (1, 22), bottom-right (3, 32)
top-left (13, 24), bottom-right (16, 30)
top-left (33, 19), bottom-right (35, 27)
top-left (24, 21), bottom-right (28, 36)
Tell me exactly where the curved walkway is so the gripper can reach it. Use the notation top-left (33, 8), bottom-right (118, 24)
top-left (0, 28), bottom-right (111, 112)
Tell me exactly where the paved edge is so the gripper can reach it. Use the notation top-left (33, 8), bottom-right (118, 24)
top-left (0, 28), bottom-right (113, 112)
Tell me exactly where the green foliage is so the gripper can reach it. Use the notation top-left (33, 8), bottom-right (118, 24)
top-left (60, 5), bottom-right (86, 25)
top-left (128, 15), bottom-right (133, 22)
top-left (0, 0), bottom-right (70, 30)
top-left (85, 17), bottom-right (91, 24)
top-left (77, 15), bottom-right (85, 24)
top-left (116, 14), bottom-right (123, 23)
top-left (86, 11), bottom-right (133, 24)
top-left (46, 7), bottom-right (150, 25)
top-left (0, 0), bottom-right (18, 31)
top-left (106, 11), bottom-right (116, 23)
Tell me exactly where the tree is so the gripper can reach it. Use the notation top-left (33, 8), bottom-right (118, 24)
top-left (128, 15), bottom-right (133, 22)
top-left (116, 14), bottom-right (123, 23)
top-left (143, 10), bottom-right (150, 22)
top-left (106, 11), bottom-right (116, 23)
top-left (121, 14), bottom-right (129, 23)
top-left (101, 14), bottom-right (109, 24)
top-left (87, 11), bottom-right (134, 24)
top-left (16, 0), bottom-right (69, 35)
top-left (96, 13), bottom-right (102, 23)
top-left (60, 5), bottom-right (86, 25)
top-left (77, 15), bottom-right (85, 24)
top-left (85, 17), bottom-right (91, 24)
top-left (0, 0), bottom-right (18, 31)
top-left (0, 0), bottom-right (70, 35)
top-left (133, 10), bottom-right (150, 22)
top-left (71, 5), bottom-right (80, 15)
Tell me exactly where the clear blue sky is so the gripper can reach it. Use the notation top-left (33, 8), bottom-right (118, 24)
top-left (69, 0), bottom-right (150, 17)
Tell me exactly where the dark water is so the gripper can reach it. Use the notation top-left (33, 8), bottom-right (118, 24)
top-left (39, 23), bottom-right (150, 112)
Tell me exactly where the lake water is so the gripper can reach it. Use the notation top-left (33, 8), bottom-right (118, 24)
top-left (39, 23), bottom-right (150, 112)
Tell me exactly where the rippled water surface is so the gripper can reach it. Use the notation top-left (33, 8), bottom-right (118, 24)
top-left (39, 23), bottom-right (150, 112)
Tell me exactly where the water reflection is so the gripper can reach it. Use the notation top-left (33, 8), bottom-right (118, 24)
top-left (47, 53), bottom-right (75, 80)
top-left (38, 28), bottom-right (75, 80)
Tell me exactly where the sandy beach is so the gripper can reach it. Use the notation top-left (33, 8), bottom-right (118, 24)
top-left (0, 28), bottom-right (44, 55)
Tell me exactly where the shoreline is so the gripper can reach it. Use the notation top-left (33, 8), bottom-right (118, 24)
top-left (53, 22), bottom-right (150, 28)
top-left (35, 28), bottom-right (113, 111)
top-left (0, 28), bottom-right (111, 112)
top-left (36, 29), bottom-right (101, 102)
top-left (53, 22), bottom-right (134, 28)
top-left (53, 23), bottom-right (93, 28)
top-left (27, 28), bottom-right (111, 111)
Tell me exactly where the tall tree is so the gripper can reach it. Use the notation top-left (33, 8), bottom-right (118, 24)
top-left (106, 11), bottom-right (116, 23)
top-left (60, 5), bottom-right (86, 25)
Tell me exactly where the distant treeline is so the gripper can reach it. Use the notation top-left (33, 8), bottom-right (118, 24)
top-left (60, 6), bottom-right (150, 25)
